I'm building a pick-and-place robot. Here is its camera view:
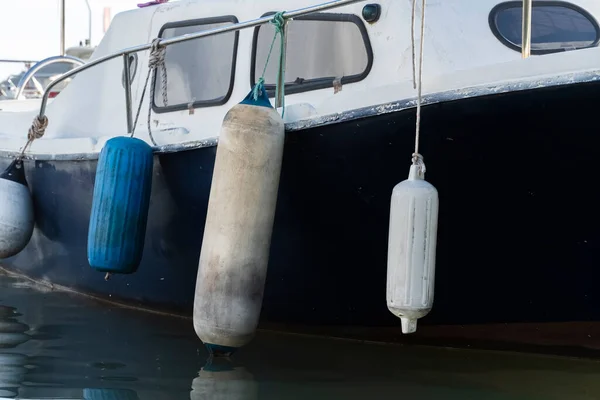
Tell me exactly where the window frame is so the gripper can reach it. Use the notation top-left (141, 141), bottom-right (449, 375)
top-left (153, 15), bottom-right (240, 114)
top-left (488, 1), bottom-right (600, 55)
top-left (250, 12), bottom-right (374, 97)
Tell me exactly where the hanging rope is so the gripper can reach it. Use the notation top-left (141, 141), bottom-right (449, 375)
top-left (252, 12), bottom-right (287, 118)
top-left (410, 0), bottom-right (417, 90)
top-left (17, 115), bottom-right (49, 161)
top-left (131, 38), bottom-right (168, 146)
top-left (412, 0), bottom-right (427, 176)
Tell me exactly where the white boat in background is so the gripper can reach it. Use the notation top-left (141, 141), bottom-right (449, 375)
top-left (0, 0), bottom-right (598, 340)
top-left (0, 0), bottom-right (111, 110)
top-left (0, 56), bottom-right (84, 113)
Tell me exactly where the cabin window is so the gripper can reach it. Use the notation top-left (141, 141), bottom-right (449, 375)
top-left (490, 2), bottom-right (600, 54)
top-left (154, 16), bottom-right (239, 113)
top-left (251, 13), bottom-right (373, 96)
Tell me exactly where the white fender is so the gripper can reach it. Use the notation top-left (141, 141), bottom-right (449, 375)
top-left (0, 160), bottom-right (34, 259)
top-left (387, 164), bottom-right (439, 333)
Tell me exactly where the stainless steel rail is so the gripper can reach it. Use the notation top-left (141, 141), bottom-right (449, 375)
top-left (38, 0), bottom-right (367, 132)
top-left (123, 55), bottom-right (134, 133)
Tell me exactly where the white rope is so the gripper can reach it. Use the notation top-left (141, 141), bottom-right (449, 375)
top-left (131, 38), bottom-right (168, 146)
top-left (410, 0), bottom-right (417, 90)
top-left (412, 0), bottom-right (426, 176)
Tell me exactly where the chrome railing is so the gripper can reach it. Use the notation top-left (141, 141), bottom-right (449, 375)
top-left (15, 56), bottom-right (85, 100)
top-left (38, 0), bottom-right (367, 134)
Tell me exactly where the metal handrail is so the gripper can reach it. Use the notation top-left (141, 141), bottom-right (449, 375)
top-left (37, 0), bottom-right (367, 132)
top-left (15, 55), bottom-right (85, 100)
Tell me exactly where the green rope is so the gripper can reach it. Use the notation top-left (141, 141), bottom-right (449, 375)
top-left (252, 11), bottom-right (287, 118)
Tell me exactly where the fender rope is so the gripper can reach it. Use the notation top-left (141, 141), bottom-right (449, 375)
top-left (252, 12), bottom-right (287, 118)
top-left (131, 38), bottom-right (168, 146)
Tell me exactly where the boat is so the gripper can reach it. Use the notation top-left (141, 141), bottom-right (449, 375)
top-left (0, 57), bottom-right (84, 114)
top-left (0, 0), bottom-right (88, 112)
top-left (0, 0), bottom-right (599, 336)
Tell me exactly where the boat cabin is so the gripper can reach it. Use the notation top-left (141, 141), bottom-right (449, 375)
top-left (0, 0), bottom-right (599, 159)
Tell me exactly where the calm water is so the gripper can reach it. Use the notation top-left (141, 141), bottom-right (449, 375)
top-left (0, 273), bottom-right (598, 399)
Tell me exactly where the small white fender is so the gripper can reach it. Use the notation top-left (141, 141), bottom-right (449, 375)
top-left (387, 164), bottom-right (439, 333)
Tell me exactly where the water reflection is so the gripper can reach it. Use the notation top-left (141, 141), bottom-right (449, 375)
top-left (0, 305), bottom-right (30, 398)
top-left (0, 306), bottom-right (30, 349)
top-left (83, 388), bottom-right (140, 400)
top-left (0, 354), bottom-right (27, 398)
top-left (191, 357), bottom-right (257, 400)
top-left (0, 273), bottom-right (596, 400)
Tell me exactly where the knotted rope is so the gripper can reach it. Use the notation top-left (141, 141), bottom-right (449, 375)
top-left (411, 0), bottom-right (427, 177)
top-left (252, 12), bottom-right (287, 117)
top-left (148, 39), bottom-right (169, 109)
top-left (132, 38), bottom-right (168, 146)
top-left (28, 115), bottom-right (49, 141)
top-left (17, 115), bottom-right (49, 160)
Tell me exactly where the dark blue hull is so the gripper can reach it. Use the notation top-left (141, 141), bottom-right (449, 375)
top-left (3, 80), bottom-right (600, 328)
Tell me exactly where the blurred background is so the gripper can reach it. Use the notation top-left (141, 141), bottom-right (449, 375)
top-left (0, 0), bottom-right (143, 100)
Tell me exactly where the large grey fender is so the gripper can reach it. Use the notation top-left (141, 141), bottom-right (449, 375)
top-left (193, 88), bottom-right (285, 354)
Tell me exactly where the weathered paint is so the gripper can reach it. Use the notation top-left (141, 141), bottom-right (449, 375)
top-left (2, 69), bottom-right (600, 161)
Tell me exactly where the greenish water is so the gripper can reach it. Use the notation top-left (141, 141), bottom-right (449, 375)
top-left (0, 273), bottom-right (597, 399)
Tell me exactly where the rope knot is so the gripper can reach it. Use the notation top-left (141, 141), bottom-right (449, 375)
top-left (148, 38), bottom-right (166, 69)
top-left (252, 77), bottom-right (266, 101)
top-left (132, 37), bottom-right (169, 146)
top-left (270, 12), bottom-right (286, 34)
top-left (412, 152), bottom-right (426, 176)
top-left (27, 115), bottom-right (48, 141)
top-left (251, 11), bottom-right (287, 115)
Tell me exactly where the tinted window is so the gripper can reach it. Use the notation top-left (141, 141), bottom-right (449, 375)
top-left (156, 18), bottom-right (238, 111)
top-left (491, 2), bottom-right (599, 53)
top-left (37, 61), bottom-right (78, 75)
top-left (30, 62), bottom-right (77, 88)
top-left (253, 14), bottom-right (372, 94)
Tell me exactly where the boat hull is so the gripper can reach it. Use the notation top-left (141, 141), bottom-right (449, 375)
top-left (2, 80), bottom-right (600, 327)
